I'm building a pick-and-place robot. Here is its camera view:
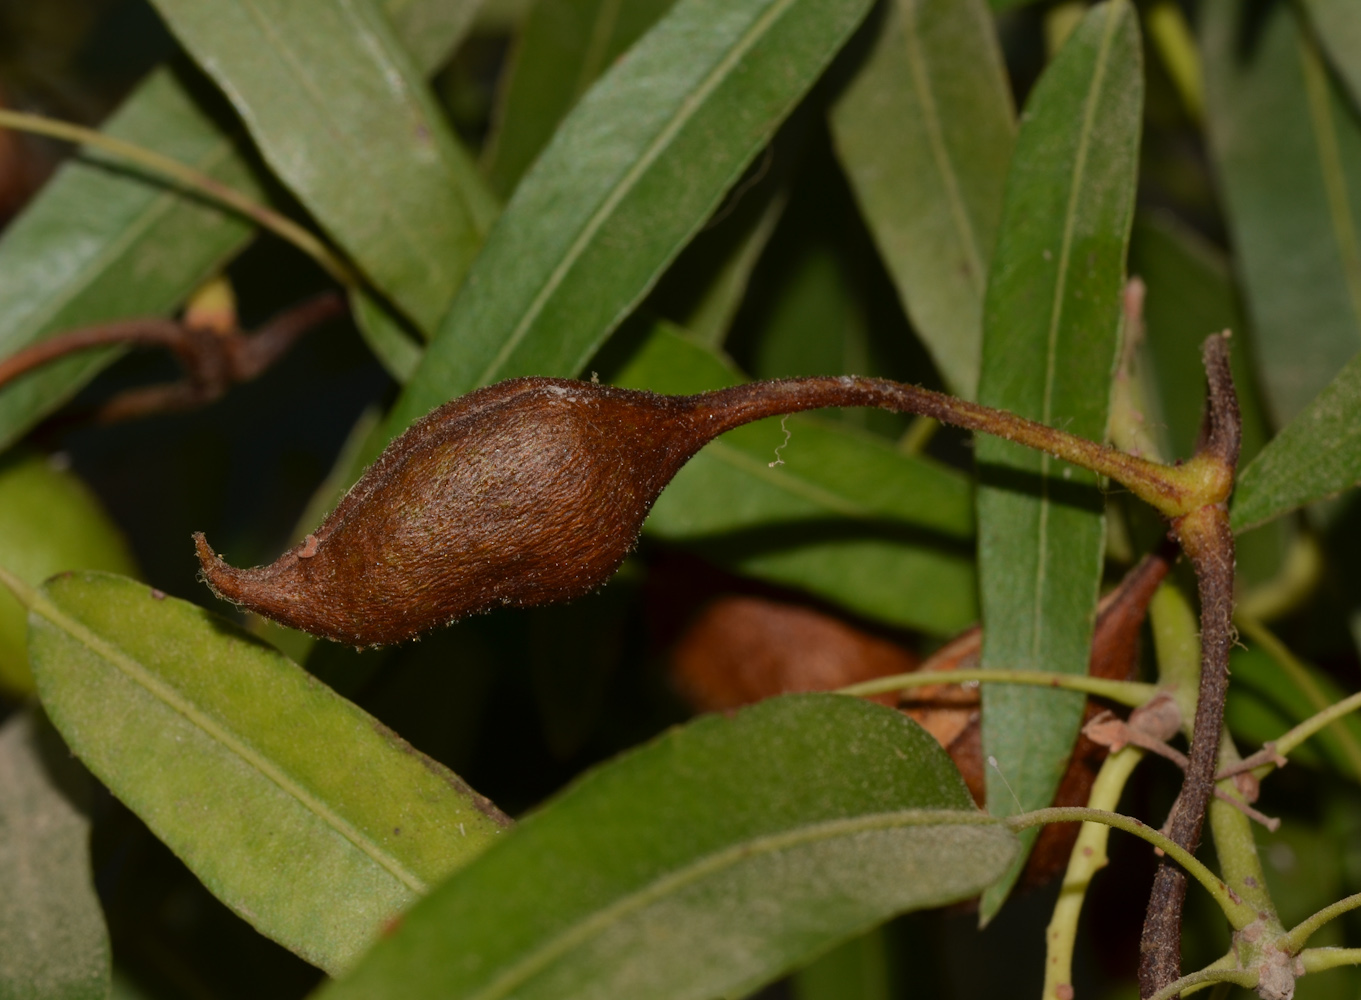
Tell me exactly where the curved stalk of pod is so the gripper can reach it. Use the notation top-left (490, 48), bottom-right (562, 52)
top-left (197, 337), bottom-right (1238, 649)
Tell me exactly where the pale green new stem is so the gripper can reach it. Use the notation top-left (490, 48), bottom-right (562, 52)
top-left (1150, 582), bottom-right (1278, 920)
top-left (1007, 807), bottom-right (1256, 928)
top-left (1299, 947), bottom-right (1361, 974)
top-left (1145, 967), bottom-right (1258, 1000)
top-left (1041, 747), bottom-right (1146, 1000)
top-left (838, 668), bottom-right (1155, 707)
top-left (0, 109), bottom-right (357, 286)
top-left (1286, 892), bottom-right (1361, 953)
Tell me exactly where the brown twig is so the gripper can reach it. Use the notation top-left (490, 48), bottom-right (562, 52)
top-left (0, 292), bottom-right (346, 423)
top-left (1139, 333), bottom-right (1241, 1000)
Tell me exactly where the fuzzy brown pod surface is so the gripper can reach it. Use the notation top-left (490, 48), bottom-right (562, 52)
top-left (198, 378), bottom-right (728, 645)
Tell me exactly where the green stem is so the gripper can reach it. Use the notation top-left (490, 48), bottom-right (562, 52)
top-left (1146, 968), bottom-right (1258, 1000)
top-left (1006, 807), bottom-right (1256, 928)
top-left (0, 109), bottom-right (357, 286)
top-left (1286, 892), bottom-right (1361, 953)
top-left (837, 668), bottom-right (1155, 706)
top-left (1041, 747), bottom-right (1146, 1000)
top-left (1299, 947), bottom-right (1361, 974)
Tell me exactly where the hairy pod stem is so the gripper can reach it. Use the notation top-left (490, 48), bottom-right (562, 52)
top-left (197, 339), bottom-right (1239, 648)
top-left (1139, 333), bottom-right (1241, 1000)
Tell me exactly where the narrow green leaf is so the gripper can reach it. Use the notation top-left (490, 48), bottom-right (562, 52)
top-left (147, 0), bottom-right (495, 333)
top-left (1225, 643), bottom-right (1361, 784)
top-left (482, 0), bottom-right (677, 198)
top-left (616, 322), bottom-right (977, 635)
top-left (350, 288), bottom-right (425, 383)
top-left (0, 451), bottom-right (136, 694)
top-left (26, 572), bottom-right (509, 975)
top-left (0, 709), bottom-right (110, 1000)
top-left (0, 0), bottom-right (484, 449)
top-left (318, 695), bottom-right (1017, 1000)
top-left (386, 0), bottom-right (878, 434)
top-left (1300, 0), bottom-right (1361, 112)
top-left (791, 927), bottom-right (891, 1000)
top-left (1203, 0), bottom-right (1361, 427)
top-left (829, 0), bottom-right (1015, 399)
top-left (1232, 351), bottom-right (1361, 532)
top-left (973, 0), bottom-right (1142, 916)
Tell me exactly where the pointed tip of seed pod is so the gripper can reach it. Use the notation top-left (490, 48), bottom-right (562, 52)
top-left (194, 531), bottom-right (248, 607)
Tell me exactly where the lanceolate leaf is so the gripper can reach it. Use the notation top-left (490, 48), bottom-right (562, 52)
top-left (0, 709), bottom-right (110, 1000)
top-left (829, 0), bottom-right (1015, 399)
top-left (1300, 0), bottom-right (1361, 112)
top-left (317, 695), bottom-right (1017, 1000)
top-left (1232, 352), bottom-right (1361, 532)
top-left (482, 0), bottom-right (677, 199)
top-left (386, 0), bottom-right (878, 434)
top-left (616, 323), bottom-right (977, 635)
top-left (23, 571), bottom-right (509, 975)
top-left (973, 0), bottom-right (1141, 916)
top-left (0, 0), bottom-right (481, 450)
top-left (1203, 0), bottom-right (1361, 427)
top-left (147, 0), bottom-right (496, 334)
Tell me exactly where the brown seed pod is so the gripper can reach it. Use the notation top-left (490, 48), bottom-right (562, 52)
top-left (198, 378), bottom-right (718, 645)
top-left (195, 371), bottom-right (1177, 646)
top-left (196, 373), bottom-right (970, 644)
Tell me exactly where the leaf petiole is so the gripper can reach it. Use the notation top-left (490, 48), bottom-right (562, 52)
top-left (837, 668), bottom-right (1156, 707)
top-left (1006, 807), bottom-right (1257, 928)
top-left (0, 109), bottom-right (358, 287)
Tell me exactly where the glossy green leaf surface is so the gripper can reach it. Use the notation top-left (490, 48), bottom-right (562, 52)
top-left (0, 0), bottom-right (483, 450)
top-left (0, 709), bottom-right (110, 1000)
top-left (973, 0), bottom-right (1141, 915)
top-left (318, 695), bottom-right (1016, 1000)
top-left (147, 0), bottom-right (495, 333)
top-left (387, 0), bottom-right (877, 433)
top-left (0, 451), bottom-right (136, 694)
top-left (1203, 0), bottom-right (1361, 427)
top-left (26, 572), bottom-right (509, 975)
top-left (616, 323), bottom-right (977, 635)
top-left (1232, 351), bottom-right (1361, 532)
top-left (829, 0), bottom-right (1014, 399)
top-left (482, 0), bottom-right (677, 198)
top-left (1300, 0), bottom-right (1361, 112)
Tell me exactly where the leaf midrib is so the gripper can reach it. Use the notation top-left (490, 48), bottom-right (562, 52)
top-left (1029, 5), bottom-right (1123, 664)
top-left (476, 0), bottom-right (802, 387)
top-left (467, 808), bottom-right (1002, 1000)
top-left (30, 585), bottom-right (427, 895)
